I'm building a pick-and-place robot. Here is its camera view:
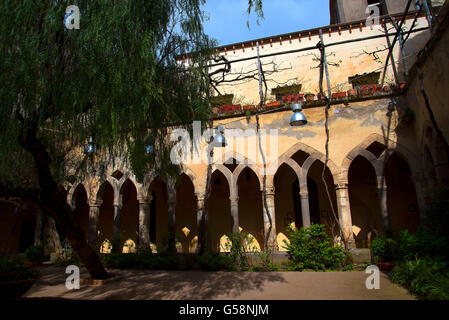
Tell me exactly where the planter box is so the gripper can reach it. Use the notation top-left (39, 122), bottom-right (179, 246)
top-left (332, 92), bottom-right (347, 99)
top-left (220, 104), bottom-right (241, 113)
top-left (347, 89), bottom-right (357, 96)
top-left (282, 94), bottom-right (304, 103)
top-left (305, 94), bottom-right (315, 102)
top-left (266, 101), bottom-right (281, 107)
top-left (242, 105), bottom-right (255, 110)
top-left (383, 86), bottom-right (392, 92)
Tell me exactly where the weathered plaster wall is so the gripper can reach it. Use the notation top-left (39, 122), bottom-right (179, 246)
top-left (207, 16), bottom-right (429, 106)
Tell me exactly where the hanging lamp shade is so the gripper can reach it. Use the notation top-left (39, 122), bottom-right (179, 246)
top-left (290, 103), bottom-right (307, 126)
top-left (84, 136), bottom-right (97, 154)
top-left (212, 125), bottom-right (227, 147)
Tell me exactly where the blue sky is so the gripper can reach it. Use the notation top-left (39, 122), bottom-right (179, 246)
top-left (201, 0), bottom-right (330, 46)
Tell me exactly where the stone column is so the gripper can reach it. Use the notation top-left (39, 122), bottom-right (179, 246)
top-left (377, 177), bottom-right (390, 232)
top-left (167, 181), bottom-right (177, 252)
top-left (138, 196), bottom-right (152, 250)
top-left (230, 196), bottom-right (239, 234)
top-left (335, 182), bottom-right (355, 248)
top-left (88, 200), bottom-right (102, 248)
top-left (299, 174), bottom-right (311, 228)
top-left (112, 203), bottom-right (122, 253)
top-left (195, 192), bottom-right (206, 254)
top-left (263, 185), bottom-right (278, 251)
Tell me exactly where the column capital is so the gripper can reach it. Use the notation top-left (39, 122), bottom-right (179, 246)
top-left (89, 200), bottom-right (103, 207)
top-left (264, 185), bottom-right (275, 196)
top-left (299, 192), bottom-right (309, 199)
top-left (195, 192), bottom-right (206, 202)
top-left (334, 182), bottom-right (348, 190)
top-left (229, 196), bottom-right (239, 203)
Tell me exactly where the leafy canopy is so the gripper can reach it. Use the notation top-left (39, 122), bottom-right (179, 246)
top-left (0, 0), bottom-right (217, 187)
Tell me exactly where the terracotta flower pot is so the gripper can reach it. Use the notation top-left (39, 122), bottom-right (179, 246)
top-left (378, 261), bottom-right (394, 272)
top-left (305, 94), bottom-right (315, 102)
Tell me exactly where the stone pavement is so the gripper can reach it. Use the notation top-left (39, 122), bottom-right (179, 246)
top-left (24, 266), bottom-right (414, 300)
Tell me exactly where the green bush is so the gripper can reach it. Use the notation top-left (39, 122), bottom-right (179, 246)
top-left (102, 251), bottom-right (184, 270)
top-left (24, 245), bottom-right (45, 262)
top-left (0, 256), bottom-right (39, 282)
top-left (372, 228), bottom-right (448, 263)
top-left (371, 237), bottom-right (397, 262)
top-left (283, 224), bottom-right (350, 271)
top-left (391, 258), bottom-right (449, 300)
top-left (193, 254), bottom-right (235, 271)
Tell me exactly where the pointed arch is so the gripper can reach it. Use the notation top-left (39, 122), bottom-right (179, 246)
top-left (278, 141), bottom-right (339, 178)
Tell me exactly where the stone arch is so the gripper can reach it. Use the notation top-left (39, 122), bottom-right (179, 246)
top-left (237, 166), bottom-right (264, 250)
top-left (278, 142), bottom-right (340, 179)
top-left (384, 152), bottom-right (420, 233)
top-left (180, 166), bottom-right (198, 195)
top-left (175, 173), bottom-right (197, 253)
top-left (71, 184), bottom-right (89, 238)
top-left (234, 163), bottom-right (262, 191)
top-left (342, 133), bottom-right (423, 182)
top-left (67, 182), bottom-right (90, 207)
top-left (119, 178), bottom-right (139, 249)
top-left (94, 177), bottom-right (118, 203)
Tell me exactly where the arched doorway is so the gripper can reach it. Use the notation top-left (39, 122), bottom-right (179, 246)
top-left (307, 161), bottom-right (337, 237)
top-left (238, 167), bottom-right (264, 252)
top-left (148, 177), bottom-right (168, 251)
top-left (120, 179), bottom-right (139, 252)
top-left (207, 170), bottom-right (231, 252)
top-left (98, 181), bottom-right (114, 252)
top-left (385, 153), bottom-right (420, 233)
top-left (175, 174), bottom-right (197, 253)
top-left (274, 163), bottom-right (300, 250)
top-left (348, 156), bottom-right (382, 248)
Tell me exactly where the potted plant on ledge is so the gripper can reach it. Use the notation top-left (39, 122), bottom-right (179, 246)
top-left (0, 255), bottom-right (39, 299)
top-left (371, 236), bottom-right (396, 271)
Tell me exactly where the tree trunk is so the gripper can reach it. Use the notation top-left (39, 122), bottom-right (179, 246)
top-left (20, 123), bottom-right (110, 280)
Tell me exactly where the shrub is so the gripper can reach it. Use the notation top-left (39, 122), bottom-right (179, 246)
top-left (0, 256), bottom-right (39, 282)
top-left (372, 228), bottom-right (448, 263)
top-left (101, 252), bottom-right (183, 270)
top-left (193, 254), bottom-right (235, 271)
top-left (371, 236), bottom-right (397, 262)
top-left (391, 258), bottom-right (449, 300)
top-left (24, 245), bottom-right (45, 262)
top-left (283, 224), bottom-right (350, 271)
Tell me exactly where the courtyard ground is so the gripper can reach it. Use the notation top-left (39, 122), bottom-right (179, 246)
top-left (22, 266), bottom-right (414, 300)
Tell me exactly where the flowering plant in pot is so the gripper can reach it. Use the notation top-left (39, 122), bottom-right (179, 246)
top-left (371, 236), bottom-right (397, 271)
top-left (0, 255), bottom-right (39, 299)
top-left (24, 245), bottom-right (47, 267)
top-left (304, 92), bottom-right (315, 102)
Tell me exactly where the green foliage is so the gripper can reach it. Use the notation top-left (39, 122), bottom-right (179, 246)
top-left (193, 254), bottom-right (236, 271)
top-left (102, 251), bottom-right (183, 271)
top-left (0, 0), bottom-right (216, 188)
top-left (0, 255), bottom-right (39, 282)
top-left (283, 224), bottom-right (350, 271)
top-left (391, 258), bottom-right (449, 300)
top-left (424, 185), bottom-right (449, 241)
top-left (24, 245), bottom-right (45, 262)
top-left (371, 237), bottom-right (397, 262)
top-left (371, 228), bottom-right (448, 263)
top-left (224, 232), bottom-right (258, 271)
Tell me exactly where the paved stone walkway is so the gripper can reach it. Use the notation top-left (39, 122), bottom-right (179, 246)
top-left (24, 266), bottom-right (414, 300)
